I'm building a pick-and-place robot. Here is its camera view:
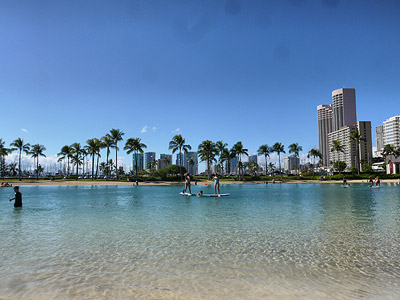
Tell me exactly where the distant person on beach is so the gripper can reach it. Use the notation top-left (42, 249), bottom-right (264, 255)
top-left (375, 176), bottom-right (380, 187)
top-left (9, 186), bottom-right (22, 207)
top-left (183, 173), bottom-right (191, 194)
top-left (213, 174), bottom-right (220, 196)
top-left (369, 176), bottom-right (373, 187)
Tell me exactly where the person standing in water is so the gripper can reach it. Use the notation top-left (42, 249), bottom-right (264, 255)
top-left (342, 176), bottom-right (348, 186)
top-left (375, 176), bottom-right (380, 187)
top-left (9, 186), bottom-right (22, 207)
top-left (368, 176), bottom-right (373, 187)
top-left (213, 174), bottom-right (220, 196)
top-left (183, 173), bottom-right (191, 194)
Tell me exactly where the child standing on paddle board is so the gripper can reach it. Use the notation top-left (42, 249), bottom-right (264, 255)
top-left (183, 173), bottom-right (191, 194)
top-left (213, 174), bottom-right (220, 196)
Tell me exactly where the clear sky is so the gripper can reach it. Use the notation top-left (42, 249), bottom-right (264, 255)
top-left (1, 0), bottom-right (400, 171)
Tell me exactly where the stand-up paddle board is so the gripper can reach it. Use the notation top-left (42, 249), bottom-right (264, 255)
top-left (179, 192), bottom-right (194, 196)
top-left (199, 193), bottom-right (230, 197)
top-left (341, 184), bottom-right (350, 188)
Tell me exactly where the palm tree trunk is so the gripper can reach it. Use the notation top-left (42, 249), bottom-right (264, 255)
top-left (115, 142), bottom-right (118, 179)
top-left (135, 151), bottom-right (138, 185)
top-left (96, 154), bottom-right (99, 179)
top-left (207, 158), bottom-right (210, 180)
top-left (278, 153), bottom-right (281, 175)
top-left (265, 155), bottom-right (268, 181)
top-left (67, 157), bottom-right (70, 177)
top-left (19, 150), bottom-right (22, 181)
top-left (37, 157), bottom-right (39, 180)
top-left (179, 148), bottom-right (182, 181)
top-left (92, 155), bottom-right (95, 180)
top-left (76, 158), bottom-right (79, 180)
top-left (83, 156), bottom-right (85, 177)
top-left (106, 148), bottom-right (110, 180)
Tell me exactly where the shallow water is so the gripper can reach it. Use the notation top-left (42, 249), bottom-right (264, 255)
top-left (1, 183), bottom-right (400, 299)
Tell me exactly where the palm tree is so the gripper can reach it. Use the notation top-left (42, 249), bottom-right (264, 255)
top-left (10, 138), bottom-right (30, 181)
top-left (307, 148), bottom-right (322, 175)
top-left (258, 144), bottom-right (272, 180)
top-left (57, 145), bottom-right (72, 177)
top-left (124, 138), bottom-right (147, 184)
top-left (220, 148), bottom-right (233, 175)
top-left (101, 134), bottom-right (114, 179)
top-left (350, 129), bottom-right (365, 174)
top-left (232, 141), bottom-right (248, 180)
top-left (215, 141), bottom-right (228, 175)
top-left (162, 156), bottom-right (171, 167)
top-left (0, 139), bottom-right (11, 179)
top-left (288, 143), bottom-right (302, 175)
top-left (198, 140), bottom-right (217, 179)
top-left (109, 129), bottom-right (125, 179)
top-left (30, 144), bottom-right (46, 179)
top-left (71, 143), bottom-right (84, 180)
top-left (382, 144), bottom-right (396, 160)
top-left (169, 134), bottom-right (191, 180)
top-left (86, 138), bottom-right (101, 180)
top-left (268, 162), bottom-right (275, 174)
top-left (272, 142), bottom-right (285, 175)
top-left (330, 140), bottom-right (344, 166)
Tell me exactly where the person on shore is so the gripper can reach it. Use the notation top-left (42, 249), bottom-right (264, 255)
top-left (183, 173), bottom-right (191, 194)
top-left (213, 174), bottom-right (220, 196)
top-left (375, 176), bottom-right (380, 187)
top-left (9, 186), bottom-right (22, 208)
top-left (368, 176), bottom-right (373, 187)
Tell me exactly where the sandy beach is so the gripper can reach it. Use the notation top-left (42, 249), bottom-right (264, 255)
top-left (1, 179), bottom-right (399, 186)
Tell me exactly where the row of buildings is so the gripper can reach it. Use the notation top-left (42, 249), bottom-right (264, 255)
top-left (132, 152), bottom-right (199, 175)
top-left (318, 88), bottom-right (400, 174)
top-left (317, 88), bottom-right (373, 172)
top-left (375, 115), bottom-right (400, 174)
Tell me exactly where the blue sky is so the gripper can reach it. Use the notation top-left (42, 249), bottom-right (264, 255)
top-left (1, 0), bottom-right (400, 171)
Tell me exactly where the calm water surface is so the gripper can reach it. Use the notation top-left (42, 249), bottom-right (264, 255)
top-left (1, 183), bottom-right (400, 299)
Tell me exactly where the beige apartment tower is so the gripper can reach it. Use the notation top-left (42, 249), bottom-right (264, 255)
top-left (317, 104), bottom-right (333, 167)
top-left (332, 88), bottom-right (357, 131)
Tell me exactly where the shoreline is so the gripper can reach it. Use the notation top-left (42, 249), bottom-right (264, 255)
top-left (1, 179), bottom-right (399, 186)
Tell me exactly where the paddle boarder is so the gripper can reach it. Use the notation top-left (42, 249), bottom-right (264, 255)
top-left (213, 174), bottom-right (220, 196)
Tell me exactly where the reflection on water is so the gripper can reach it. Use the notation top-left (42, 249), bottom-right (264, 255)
top-left (0, 184), bottom-right (399, 299)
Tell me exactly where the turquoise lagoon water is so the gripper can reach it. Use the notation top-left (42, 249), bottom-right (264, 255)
top-left (1, 183), bottom-right (400, 300)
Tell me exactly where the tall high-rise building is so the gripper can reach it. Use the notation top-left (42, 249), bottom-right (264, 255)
top-left (158, 154), bottom-right (172, 169)
top-left (248, 154), bottom-right (258, 164)
top-left (332, 88), bottom-right (357, 131)
top-left (175, 153), bottom-right (183, 166)
top-left (317, 104), bottom-right (333, 167)
top-left (327, 121), bottom-right (372, 171)
top-left (284, 155), bottom-right (300, 174)
top-left (376, 125), bottom-right (385, 155)
top-left (183, 152), bottom-right (198, 175)
top-left (357, 121), bottom-right (373, 169)
top-left (328, 125), bottom-right (357, 169)
top-left (144, 152), bottom-right (156, 170)
top-left (231, 156), bottom-right (238, 173)
top-left (132, 153), bottom-right (144, 173)
top-left (383, 115), bottom-right (400, 148)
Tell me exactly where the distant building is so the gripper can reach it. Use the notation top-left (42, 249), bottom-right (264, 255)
top-left (383, 115), bottom-right (400, 148)
top-left (328, 121), bottom-right (372, 171)
top-left (144, 152), bottom-right (156, 170)
top-left (284, 155), bottom-right (300, 174)
top-left (328, 125), bottom-right (357, 170)
top-left (231, 156), bottom-right (238, 174)
top-left (183, 152), bottom-right (198, 175)
top-left (248, 154), bottom-right (258, 164)
top-left (317, 104), bottom-right (333, 167)
top-left (357, 121), bottom-right (373, 169)
top-left (132, 153), bottom-right (144, 173)
top-left (376, 125), bottom-right (385, 156)
top-left (175, 153), bottom-right (183, 166)
top-left (158, 154), bottom-right (172, 169)
top-left (386, 155), bottom-right (400, 174)
top-left (332, 88), bottom-right (357, 131)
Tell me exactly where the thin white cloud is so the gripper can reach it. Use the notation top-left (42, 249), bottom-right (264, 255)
top-left (141, 125), bottom-right (157, 133)
top-left (21, 128), bottom-right (28, 133)
top-left (141, 125), bottom-right (149, 133)
top-left (172, 128), bottom-right (180, 133)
